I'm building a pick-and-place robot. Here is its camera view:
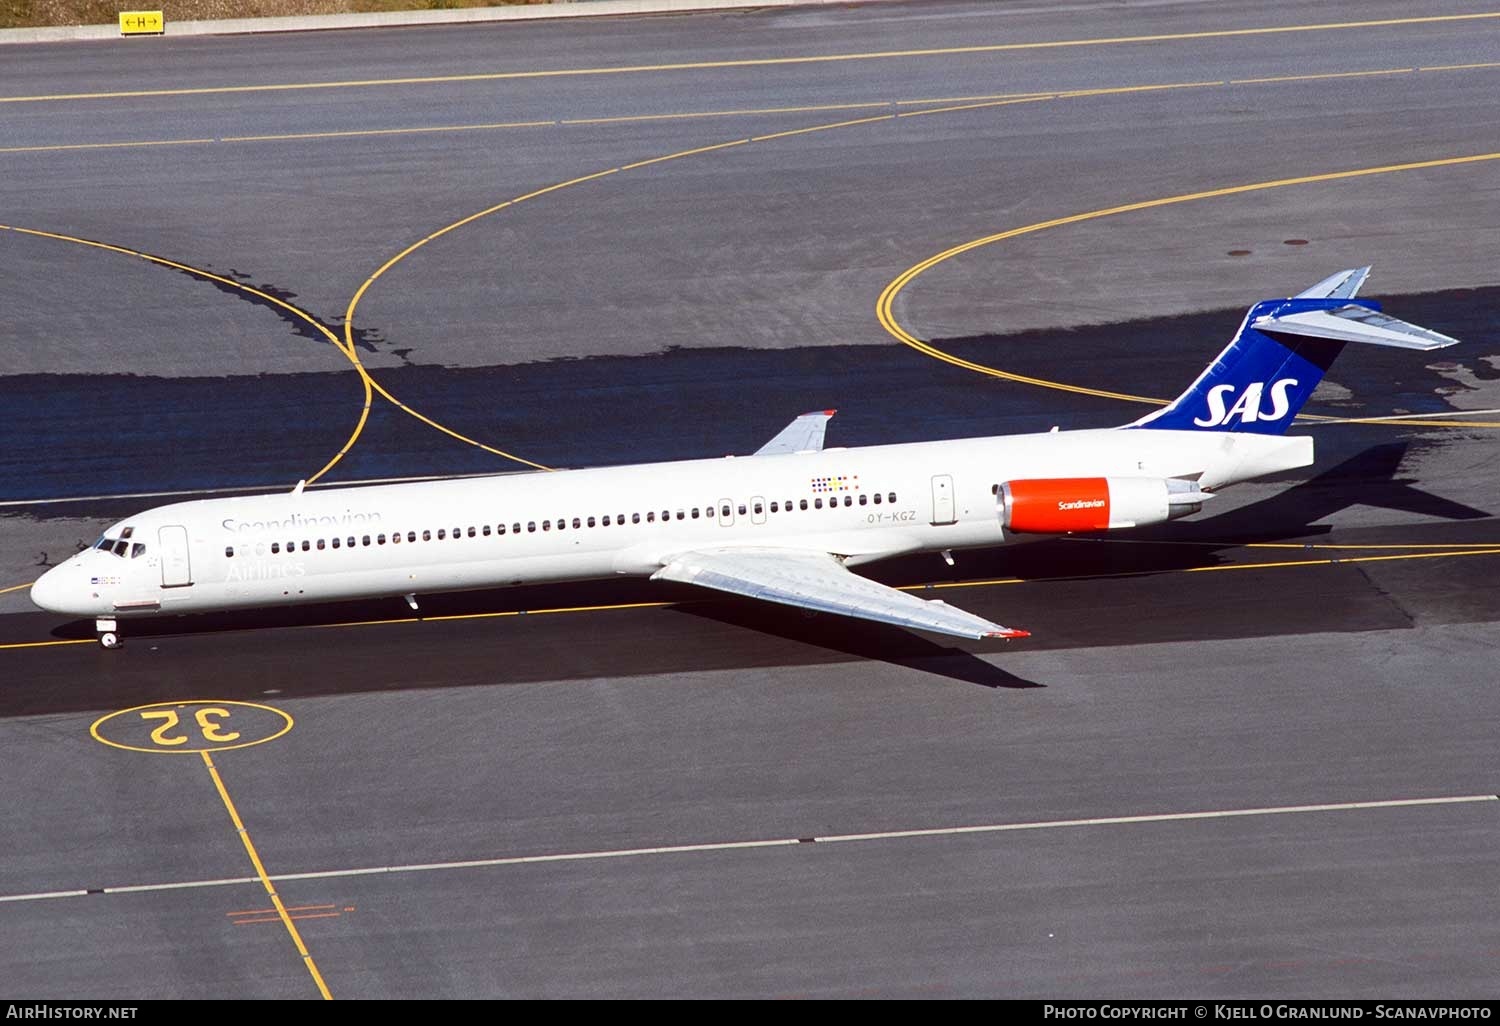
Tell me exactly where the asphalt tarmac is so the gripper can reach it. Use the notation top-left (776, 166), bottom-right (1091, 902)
top-left (1, 0), bottom-right (1497, 1000)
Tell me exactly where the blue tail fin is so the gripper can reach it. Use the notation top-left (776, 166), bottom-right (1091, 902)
top-left (1129, 272), bottom-right (1459, 435)
top-left (1130, 297), bottom-right (1368, 434)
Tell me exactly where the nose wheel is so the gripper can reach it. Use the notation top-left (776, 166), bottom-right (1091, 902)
top-left (96, 617), bottom-right (121, 650)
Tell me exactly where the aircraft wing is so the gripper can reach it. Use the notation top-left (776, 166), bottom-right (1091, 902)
top-left (755, 410), bottom-right (835, 455)
top-left (651, 547), bottom-right (1029, 641)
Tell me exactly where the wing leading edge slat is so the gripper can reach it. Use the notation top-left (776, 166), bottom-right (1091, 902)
top-left (652, 547), bottom-right (1028, 641)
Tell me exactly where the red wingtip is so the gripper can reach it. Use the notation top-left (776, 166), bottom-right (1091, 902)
top-left (985, 628), bottom-right (1031, 640)
top-left (823, 409), bottom-right (837, 416)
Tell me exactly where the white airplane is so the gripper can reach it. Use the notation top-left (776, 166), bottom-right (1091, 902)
top-left (31, 268), bottom-right (1460, 649)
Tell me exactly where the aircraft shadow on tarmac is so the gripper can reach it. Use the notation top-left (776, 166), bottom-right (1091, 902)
top-left (37, 443), bottom-right (1489, 688)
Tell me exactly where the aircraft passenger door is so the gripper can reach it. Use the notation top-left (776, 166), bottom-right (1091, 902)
top-left (930, 475), bottom-right (956, 526)
top-left (158, 525), bottom-right (193, 587)
top-left (717, 498), bottom-right (734, 527)
top-left (751, 496), bottom-right (767, 525)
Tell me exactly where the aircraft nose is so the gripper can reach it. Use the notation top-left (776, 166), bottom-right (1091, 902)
top-left (29, 563), bottom-right (77, 615)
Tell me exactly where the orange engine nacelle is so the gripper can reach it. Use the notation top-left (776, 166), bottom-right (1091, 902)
top-left (999, 477), bottom-right (1205, 534)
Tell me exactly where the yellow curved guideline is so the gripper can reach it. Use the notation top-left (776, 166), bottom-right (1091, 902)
top-left (0, 224), bottom-right (374, 485)
top-left (338, 170), bottom-right (640, 473)
top-left (876, 151), bottom-right (1500, 428)
top-left (0, 581), bottom-right (35, 596)
top-left (0, 223), bottom-right (550, 478)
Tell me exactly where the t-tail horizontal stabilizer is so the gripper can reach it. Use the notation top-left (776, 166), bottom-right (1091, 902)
top-left (1131, 268), bottom-right (1461, 435)
top-left (1253, 305), bottom-right (1460, 350)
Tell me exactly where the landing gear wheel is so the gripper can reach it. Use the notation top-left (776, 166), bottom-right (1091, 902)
top-left (99, 632), bottom-right (119, 649)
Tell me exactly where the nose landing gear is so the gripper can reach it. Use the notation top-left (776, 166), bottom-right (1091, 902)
top-left (96, 617), bottom-right (120, 649)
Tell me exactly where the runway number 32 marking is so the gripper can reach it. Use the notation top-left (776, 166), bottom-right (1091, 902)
top-left (91, 700), bottom-right (293, 754)
top-left (139, 707), bottom-right (240, 746)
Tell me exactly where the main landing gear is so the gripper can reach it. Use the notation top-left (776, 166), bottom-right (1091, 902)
top-left (96, 617), bottom-right (120, 649)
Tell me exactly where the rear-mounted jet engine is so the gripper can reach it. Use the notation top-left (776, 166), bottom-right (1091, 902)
top-left (998, 477), bottom-right (1212, 534)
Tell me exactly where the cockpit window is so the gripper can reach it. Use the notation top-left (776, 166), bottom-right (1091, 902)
top-left (130, 543), bottom-right (146, 558)
top-left (94, 536), bottom-right (133, 557)
top-left (120, 526), bottom-right (134, 540)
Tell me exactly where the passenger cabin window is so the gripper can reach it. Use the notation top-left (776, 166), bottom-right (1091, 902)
top-left (317, 540), bottom-right (325, 550)
top-left (225, 546), bottom-right (235, 558)
top-left (814, 498), bottom-right (823, 509)
top-left (859, 494), bottom-right (868, 505)
top-left (271, 543), bottom-right (281, 554)
top-left (800, 499), bottom-right (808, 510)
top-left (873, 493), bottom-right (882, 505)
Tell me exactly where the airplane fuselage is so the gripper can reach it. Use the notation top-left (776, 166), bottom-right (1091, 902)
top-left (31, 426), bottom-right (1312, 622)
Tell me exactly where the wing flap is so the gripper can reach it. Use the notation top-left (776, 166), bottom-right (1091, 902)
top-left (652, 547), bottom-right (1029, 641)
top-left (755, 410), bottom-right (835, 456)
